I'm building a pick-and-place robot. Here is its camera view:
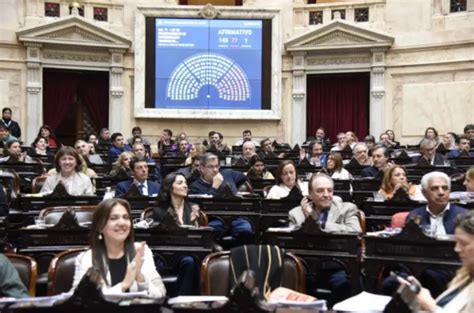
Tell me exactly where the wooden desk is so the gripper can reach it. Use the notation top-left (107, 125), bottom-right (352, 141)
top-left (364, 220), bottom-right (460, 293)
top-left (263, 227), bottom-right (362, 296)
top-left (362, 199), bottom-right (421, 231)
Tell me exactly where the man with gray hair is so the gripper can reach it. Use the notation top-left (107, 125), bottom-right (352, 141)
top-left (352, 142), bottom-right (372, 166)
top-left (415, 138), bottom-right (447, 166)
top-left (289, 174), bottom-right (361, 304)
top-left (383, 171), bottom-right (467, 296)
top-left (74, 139), bottom-right (103, 165)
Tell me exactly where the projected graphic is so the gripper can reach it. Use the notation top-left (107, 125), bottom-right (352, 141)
top-left (155, 18), bottom-right (262, 109)
top-left (167, 53), bottom-right (250, 102)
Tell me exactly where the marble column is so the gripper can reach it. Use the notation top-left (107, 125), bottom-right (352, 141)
top-left (25, 43), bottom-right (42, 145)
top-left (109, 49), bottom-right (125, 132)
top-left (291, 52), bottom-right (307, 145)
top-left (370, 48), bottom-right (387, 137)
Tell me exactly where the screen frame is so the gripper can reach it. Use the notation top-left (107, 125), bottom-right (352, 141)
top-left (134, 6), bottom-right (282, 120)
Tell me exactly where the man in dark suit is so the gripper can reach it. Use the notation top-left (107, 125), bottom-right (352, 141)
top-left (383, 171), bottom-right (468, 296)
top-left (360, 145), bottom-right (390, 178)
top-left (190, 153), bottom-right (253, 246)
top-left (414, 138), bottom-right (447, 166)
top-left (115, 157), bottom-right (160, 197)
top-left (0, 108), bottom-right (21, 140)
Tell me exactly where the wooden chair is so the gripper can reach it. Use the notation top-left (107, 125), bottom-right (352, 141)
top-left (5, 253), bottom-right (37, 296)
top-left (39, 205), bottom-right (96, 225)
top-left (47, 248), bottom-right (86, 296)
top-left (201, 249), bottom-right (306, 295)
top-left (32, 175), bottom-right (47, 193)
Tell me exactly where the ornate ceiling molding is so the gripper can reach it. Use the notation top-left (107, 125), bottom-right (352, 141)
top-left (285, 19), bottom-right (394, 54)
top-left (17, 15), bottom-right (131, 50)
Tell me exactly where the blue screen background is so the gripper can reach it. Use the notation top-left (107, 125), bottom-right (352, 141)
top-left (155, 18), bottom-right (263, 109)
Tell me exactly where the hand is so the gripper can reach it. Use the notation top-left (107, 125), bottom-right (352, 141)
top-left (397, 276), bottom-right (437, 311)
top-left (190, 205), bottom-right (201, 223)
top-left (212, 173), bottom-right (224, 189)
top-left (300, 197), bottom-right (312, 217)
top-left (121, 242), bottom-right (145, 291)
top-left (299, 149), bottom-right (306, 160)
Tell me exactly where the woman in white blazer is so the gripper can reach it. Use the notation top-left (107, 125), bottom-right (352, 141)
top-left (72, 198), bottom-right (166, 298)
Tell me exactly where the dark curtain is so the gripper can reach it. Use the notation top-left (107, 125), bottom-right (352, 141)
top-left (42, 71), bottom-right (81, 129)
top-left (306, 73), bottom-right (370, 143)
top-left (78, 73), bottom-right (109, 130)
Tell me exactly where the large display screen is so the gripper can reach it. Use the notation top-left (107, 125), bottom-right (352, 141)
top-left (152, 18), bottom-right (264, 110)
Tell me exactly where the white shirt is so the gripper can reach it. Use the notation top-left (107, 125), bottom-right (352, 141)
top-left (425, 203), bottom-right (450, 235)
top-left (134, 179), bottom-right (148, 196)
top-left (266, 181), bottom-right (308, 199)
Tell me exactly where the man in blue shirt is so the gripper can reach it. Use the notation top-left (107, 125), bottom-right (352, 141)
top-left (447, 135), bottom-right (473, 158)
top-left (190, 153), bottom-right (253, 246)
top-left (108, 132), bottom-right (132, 158)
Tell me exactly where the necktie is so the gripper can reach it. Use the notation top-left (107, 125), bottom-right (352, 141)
top-left (138, 184), bottom-right (145, 195)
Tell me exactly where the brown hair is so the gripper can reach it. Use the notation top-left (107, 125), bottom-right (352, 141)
top-left (380, 165), bottom-right (408, 194)
top-left (327, 152), bottom-right (343, 173)
top-left (53, 146), bottom-right (83, 173)
top-left (275, 160), bottom-right (297, 185)
top-left (90, 198), bottom-right (135, 285)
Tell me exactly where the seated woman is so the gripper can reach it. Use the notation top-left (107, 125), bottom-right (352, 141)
top-left (378, 165), bottom-right (417, 200)
top-left (109, 151), bottom-right (134, 178)
top-left (385, 129), bottom-right (401, 149)
top-left (326, 152), bottom-right (351, 180)
top-left (37, 125), bottom-right (59, 149)
top-left (40, 146), bottom-right (94, 196)
top-left (266, 160), bottom-right (308, 199)
top-left (0, 139), bottom-right (34, 163)
top-left (152, 173), bottom-right (204, 295)
top-left (424, 126), bottom-right (439, 143)
top-left (72, 198), bottom-right (166, 298)
top-left (30, 136), bottom-right (51, 156)
top-left (396, 210), bottom-right (474, 312)
top-left (246, 155), bottom-right (275, 180)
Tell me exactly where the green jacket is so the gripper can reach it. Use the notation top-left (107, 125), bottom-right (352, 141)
top-left (0, 254), bottom-right (29, 298)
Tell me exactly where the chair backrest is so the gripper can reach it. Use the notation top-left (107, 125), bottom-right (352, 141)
top-left (5, 253), bottom-right (37, 296)
top-left (32, 175), bottom-right (47, 193)
top-left (39, 206), bottom-right (96, 225)
top-left (47, 248), bottom-right (86, 296)
top-left (357, 209), bottom-right (366, 234)
top-left (391, 211), bottom-right (410, 228)
top-left (201, 250), bottom-right (305, 296)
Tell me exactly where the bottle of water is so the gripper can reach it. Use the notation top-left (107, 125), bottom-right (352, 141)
top-left (103, 187), bottom-right (115, 200)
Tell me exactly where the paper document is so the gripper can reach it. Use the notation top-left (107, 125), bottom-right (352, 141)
top-left (332, 291), bottom-right (391, 312)
top-left (168, 296), bottom-right (228, 305)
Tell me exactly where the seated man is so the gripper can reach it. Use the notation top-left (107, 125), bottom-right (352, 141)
top-left (447, 135), bottom-right (473, 158)
top-left (190, 153), bottom-right (253, 245)
top-left (240, 141), bottom-right (257, 164)
top-left (464, 123), bottom-right (474, 147)
top-left (127, 126), bottom-right (151, 146)
top-left (175, 154), bottom-right (200, 185)
top-left (382, 171), bottom-right (468, 297)
top-left (413, 138), bottom-right (447, 166)
top-left (361, 145), bottom-right (391, 178)
top-left (108, 132), bottom-right (132, 158)
top-left (289, 174), bottom-right (361, 304)
top-left (258, 138), bottom-right (277, 159)
top-left (133, 142), bottom-right (161, 183)
top-left (234, 129), bottom-right (260, 147)
top-left (157, 128), bottom-right (174, 155)
top-left (97, 128), bottom-right (111, 145)
top-left (207, 131), bottom-right (231, 154)
top-left (352, 142), bottom-right (372, 166)
top-left (115, 157), bottom-right (160, 197)
top-left (330, 133), bottom-right (347, 152)
top-left (74, 139), bottom-right (103, 165)
top-left (0, 253), bottom-right (29, 298)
